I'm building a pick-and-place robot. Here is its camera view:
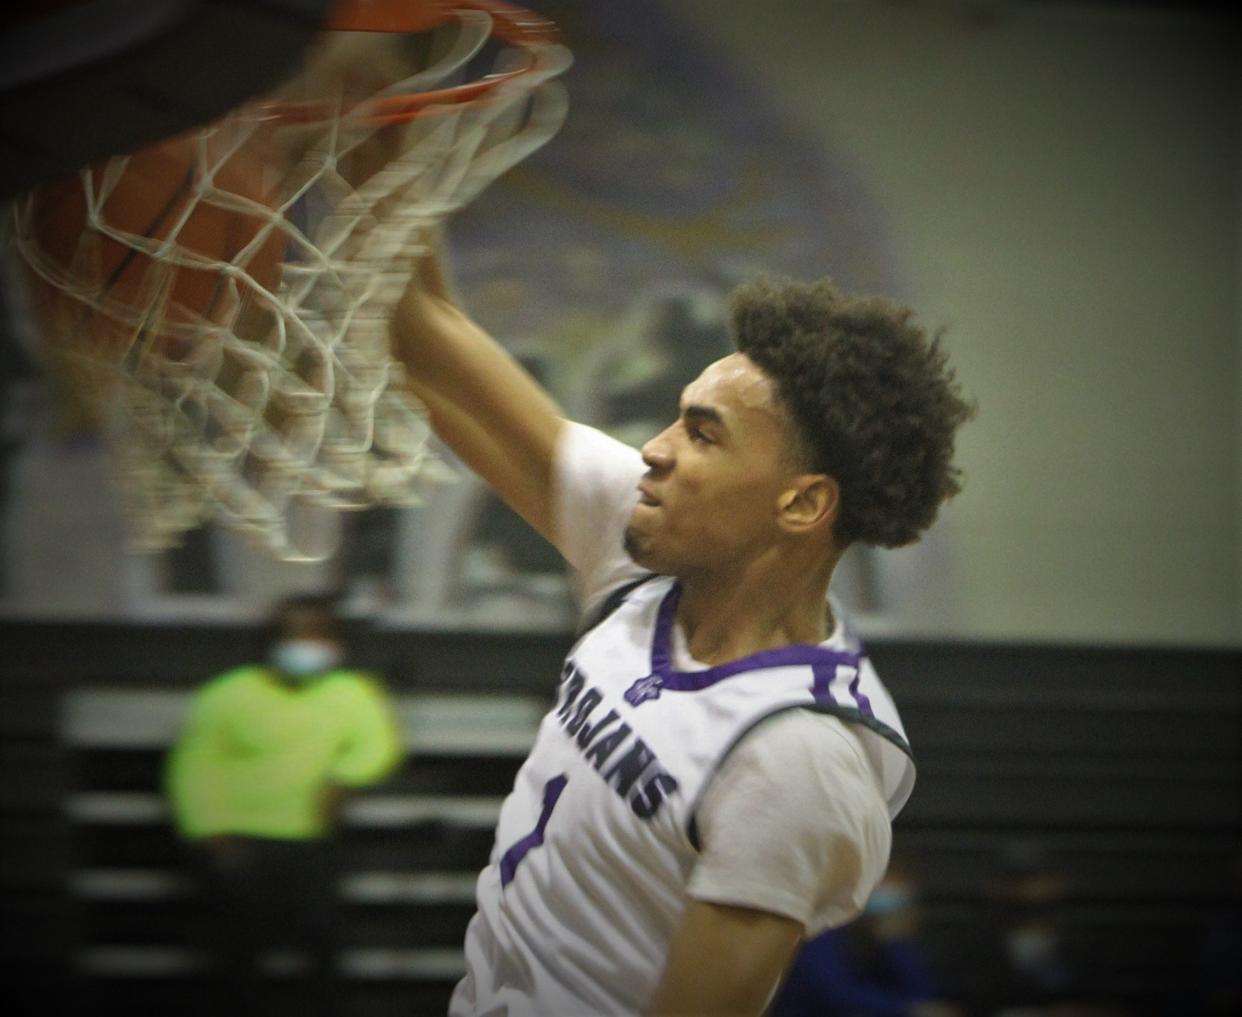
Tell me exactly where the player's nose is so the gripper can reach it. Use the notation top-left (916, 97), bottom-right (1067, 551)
top-left (641, 426), bottom-right (675, 471)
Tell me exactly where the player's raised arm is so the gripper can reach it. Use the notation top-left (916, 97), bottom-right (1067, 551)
top-left (391, 245), bottom-right (567, 548)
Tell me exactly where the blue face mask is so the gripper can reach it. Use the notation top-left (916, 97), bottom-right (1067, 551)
top-left (1006, 925), bottom-right (1060, 969)
top-left (270, 640), bottom-right (341, 679)
top-left (865, 885), bottom-right (913, 917)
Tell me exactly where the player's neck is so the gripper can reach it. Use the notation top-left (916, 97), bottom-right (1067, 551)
top-left (675, 552), bottom-right (836, 667)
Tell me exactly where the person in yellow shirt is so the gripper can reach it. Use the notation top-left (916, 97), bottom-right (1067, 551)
top-left (165, 592), bottom-right (404, 1017)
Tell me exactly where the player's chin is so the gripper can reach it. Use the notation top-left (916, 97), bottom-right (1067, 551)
top-left (622, 523), bottom-right (661, 570)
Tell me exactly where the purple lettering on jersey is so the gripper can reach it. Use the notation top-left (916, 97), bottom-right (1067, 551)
top-left (551, 663), bottom-right (678, 820)
top-left (564, 688), bottom-right (603, 736)
top-left (577, 708), bottom-right (620, 748)
top-left (583, 721), bottom-right (632, 769)
top-left (556, 665), bottom-right (585, 720)
top-left (499, 774), bottom-right (568, 887)
top-left (624, 672), bottom-right (663, 706)
top-left (603, 737), bottom-right (657, 796)
top-left (629, 771), bottom-right (679, 819)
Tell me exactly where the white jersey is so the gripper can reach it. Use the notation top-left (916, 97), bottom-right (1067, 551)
top-left (450, 574), bottom-right (914, 1017)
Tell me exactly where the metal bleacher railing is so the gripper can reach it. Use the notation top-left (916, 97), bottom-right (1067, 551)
top-left (1, 621), bottom-right (1238, 1016)
top-left (60, 688), bottom-right (543, 1002)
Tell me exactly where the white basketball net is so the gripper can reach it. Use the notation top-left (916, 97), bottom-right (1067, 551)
top-left (8, 7), bottom-right (570, 559)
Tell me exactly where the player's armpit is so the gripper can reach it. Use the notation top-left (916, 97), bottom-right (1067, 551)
top-left (645, 899), bottom-right (803, 1017)
top-left (391, 248), bottom-right (566, 546)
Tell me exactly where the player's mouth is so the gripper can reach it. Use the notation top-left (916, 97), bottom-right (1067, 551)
top-left (636, 482), bottom-right (661, 507)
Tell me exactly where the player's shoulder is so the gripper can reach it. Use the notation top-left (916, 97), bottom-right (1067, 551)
top-left (738, 709), bottom-right (869, 764)
top-left (726, 708), bottom-right (882, 806)
top-left (696, 708), bottom-right (890, 864)
top-left (578, 569), bottom-right (664, 634)
top-left (560, 419), bottom-right (644, 466)
top-left (555, 420), bottom-right (645, 512)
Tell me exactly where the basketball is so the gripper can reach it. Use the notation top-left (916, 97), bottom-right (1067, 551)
top-left (24, 130), bottom-right (288, 365)
top-left (4, 0), bottom-right (567, 554)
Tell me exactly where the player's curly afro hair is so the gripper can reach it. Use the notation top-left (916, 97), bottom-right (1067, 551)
top-left (730, 277), bottom-right (975, 549)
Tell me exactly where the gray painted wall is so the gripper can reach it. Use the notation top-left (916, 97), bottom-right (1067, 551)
top-left (683, 0), bottom-right (1239, 645)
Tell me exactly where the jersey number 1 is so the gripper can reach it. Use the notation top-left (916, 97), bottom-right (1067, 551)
top-left (499, 774), bottom-right (567, 887)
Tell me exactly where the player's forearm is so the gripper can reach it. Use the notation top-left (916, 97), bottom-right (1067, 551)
top-left (646, 900), bottom-right (801, 1017)
top-left (392, 247), bottom-right (562, 448)
top-left (392, 266), bottom-right (565, 539)
top-left (647, 970), bottom-right (785, 1017)
top-left (395, 297), bottom-right (554, 433)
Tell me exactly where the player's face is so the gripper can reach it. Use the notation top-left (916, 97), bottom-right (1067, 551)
top-left (279, 605), bottom-right (339, 646)
top-left (624, 352), bottom-right (801, 576)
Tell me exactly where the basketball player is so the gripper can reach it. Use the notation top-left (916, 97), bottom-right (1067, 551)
top-left (392, 250), bottom-right (973, 1017)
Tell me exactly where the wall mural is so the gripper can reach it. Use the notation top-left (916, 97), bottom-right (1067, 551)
top-left (0, 0), bottom-right (900, 628)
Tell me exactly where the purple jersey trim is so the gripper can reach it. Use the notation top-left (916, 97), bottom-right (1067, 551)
top-left (811, 662), bottom-right (840, 706)
top-left (848, 670), bottom-right (875, 718)
top-left (647, 582), bottom-right (862, 692)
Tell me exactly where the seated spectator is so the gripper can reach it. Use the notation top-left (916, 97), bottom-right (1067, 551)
top-left (969, 839), bottom-right (1131, 1017)
top-left (770, 856), bottom-right (965, 1017)
top-left (1188, 851), bottom-right (1241, 1017)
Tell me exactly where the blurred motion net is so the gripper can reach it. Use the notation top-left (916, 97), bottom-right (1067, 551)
top-left (7, 2), bottom-right (570, 560)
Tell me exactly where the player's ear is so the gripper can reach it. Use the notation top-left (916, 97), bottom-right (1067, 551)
top-left (776, 474), bottom-right (839, 535)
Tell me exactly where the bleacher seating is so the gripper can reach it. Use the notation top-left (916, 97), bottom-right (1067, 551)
top-left (1, 619), bottom-right (1238, 1016)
